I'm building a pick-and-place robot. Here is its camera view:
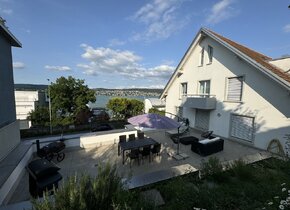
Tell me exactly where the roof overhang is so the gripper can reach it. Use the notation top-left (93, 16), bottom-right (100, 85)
top-left (160, 28), bottom-right (290, 99)
top-left (202, 28), bottom-right (290, 91)
top-left (160, 28), bottom-right (204, 99)
top-left (0, 23), bottom-right (21, 47)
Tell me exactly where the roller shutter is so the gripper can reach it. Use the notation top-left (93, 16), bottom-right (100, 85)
top-left (230, 114), bottom-right (254, 142)
top-left (227, 76), bottom-right (243, 101)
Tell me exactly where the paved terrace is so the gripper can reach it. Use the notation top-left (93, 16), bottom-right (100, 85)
top-left (6, 129), bottom-right (271, 205)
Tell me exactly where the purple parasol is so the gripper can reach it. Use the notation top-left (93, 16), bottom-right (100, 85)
top-left (128, 113), bottom-right (180, 129)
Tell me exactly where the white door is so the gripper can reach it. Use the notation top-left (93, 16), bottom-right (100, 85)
top-left (195, 109), bottom-right (210, 131)
top-left (230, 114), bottom-right (254, 142)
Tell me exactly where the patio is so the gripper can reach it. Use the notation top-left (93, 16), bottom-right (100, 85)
top-left (7, 128), bottom-right (271, 205)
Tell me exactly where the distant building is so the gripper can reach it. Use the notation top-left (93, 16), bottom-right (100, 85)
top-left (0, 20), bottom-right (22, 160)
top-left (14, 90), bottom-right (48, 129)
top-left (144, 98), bottom-right (165, 113)
top-left (161, 28), bottom-right (290, 154)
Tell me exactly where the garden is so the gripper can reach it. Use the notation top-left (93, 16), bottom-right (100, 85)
top-left (32, 157), bottom-right (290, 210)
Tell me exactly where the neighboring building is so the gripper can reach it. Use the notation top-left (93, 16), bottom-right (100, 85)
top-left (161, 28), bottom-right (290, 153)
top-left (0, 19), bottom-right (22, 160)
top-left (14, 90), bottom-right (48, 129)
top-left (144, 98), bottom-right (165, 113)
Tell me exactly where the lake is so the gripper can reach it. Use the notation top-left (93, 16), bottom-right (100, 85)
top-left (88, 95), bottom-right (156, 108)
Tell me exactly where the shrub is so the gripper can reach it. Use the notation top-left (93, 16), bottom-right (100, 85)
top-left (230, 159), bottom-right (253, 181)
top-left (32, 164), bottom-right (149, 210)
top-left (200, 157), bottom-right (225, 182)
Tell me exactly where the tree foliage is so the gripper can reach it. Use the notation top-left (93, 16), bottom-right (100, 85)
top-left (148, 107), bottom-right (165, 116)
top-left (106, 98), bottom-right (144, 120)
top-left (49, 76), bottom-right (96, 126)
top-left (28, 106), bottom-right (50, 126)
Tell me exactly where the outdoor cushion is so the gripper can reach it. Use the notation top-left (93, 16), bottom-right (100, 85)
top-left (191, 138), bottom-right (224, 156)
top-left (199, 137), bottom-right (220, 144)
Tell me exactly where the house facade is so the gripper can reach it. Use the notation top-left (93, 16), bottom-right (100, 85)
top-left (0, 19), bottom-right (22, 160)
top-left (161, 28), bottom-right (290, 153)
top-left (15, 90), bottom-right (48, 129)
top-left (144, 98), bottom-right (165, 113)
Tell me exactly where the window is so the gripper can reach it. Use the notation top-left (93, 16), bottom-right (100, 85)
top-left (199, 80), bottom-right (210, 97)
top-left (208, 45), bottom-right (213, 63)
top-left (226, 76), bottom-right (244, 101)
top-left (180, 82), bottom-right (187, 98)
top-left (230, 114), bottom-right (255, 142)
top-left (199, 47), bottom-right (205, 66)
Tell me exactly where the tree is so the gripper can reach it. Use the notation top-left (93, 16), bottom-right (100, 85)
top-left (49, 76), bottom-right (96, 126)
top-left (148, 107), bottom-right (165, 116)
top-left (28, 106), bottom-right (50, 126)
top-left (107, 98), bottom-right (144, 120)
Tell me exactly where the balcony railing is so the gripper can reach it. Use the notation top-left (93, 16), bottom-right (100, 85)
top-left (181, 94), bottom-right (217, 110)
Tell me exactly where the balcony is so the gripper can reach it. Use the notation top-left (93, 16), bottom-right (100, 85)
top-left (182, 94), bottom-right (216, 110)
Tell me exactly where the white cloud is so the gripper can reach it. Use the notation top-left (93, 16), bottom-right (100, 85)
top-left (283, 24), bottom-right (290, 33)
top-left (116, 84), bottom-right (165, 89)
top-left (0, 7), bottom-right (12, 15)
top-left (108, 38), bottom-right (126, 47)
top-left (206, 0), bottom-right (237, 24)
top-left (130, 0), bottom-right (190, 41)
top-left (78, 44), bottom-right (175, 81)
top-left (13, 62), bottom-right (25, 69)
top-left (45, 65), bottom-right (71, 71)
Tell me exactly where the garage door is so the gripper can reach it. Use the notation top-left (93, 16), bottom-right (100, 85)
top-left (195, 109), bottom-right (210, 131)
top-left (230, 114), bottom-right (255, 142)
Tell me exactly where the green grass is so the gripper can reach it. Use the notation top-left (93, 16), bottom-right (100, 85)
top-left (155, 158), bottom-right (290, 210)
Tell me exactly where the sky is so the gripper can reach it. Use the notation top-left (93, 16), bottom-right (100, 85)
top-left (1, 0), bottom-right (290, 89)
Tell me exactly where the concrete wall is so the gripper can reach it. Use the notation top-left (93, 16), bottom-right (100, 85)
top-left (165, 35), bottom-right (290, 152)
top-left (0, 35), bottom-right (16, 126)
top-left (0, 121), bottom-right (20, 161)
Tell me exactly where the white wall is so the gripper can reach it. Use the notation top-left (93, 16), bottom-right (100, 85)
top-left (144, 99), bottom-right (153, 113)
top-left (165, 35), bottom-right (290, 152)
top-left (15, 91), bottom-right (39, 120)
top-left (269, 57), bottom-right (290, 72)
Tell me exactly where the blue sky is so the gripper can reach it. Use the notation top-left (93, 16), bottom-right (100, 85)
top-left (1, 0), bottom-right (290, 88)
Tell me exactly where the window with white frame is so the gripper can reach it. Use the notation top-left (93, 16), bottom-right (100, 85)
top-left (199, 47), bottom-right (205, 66)
top-left (199, 80), bottom-right (210, 97)
top-left (226, 76), bottom-right (244, 101)
top-left (180, 82), bottom-right (187, 98)
top-left (208, 45), bottom-right (213, 63)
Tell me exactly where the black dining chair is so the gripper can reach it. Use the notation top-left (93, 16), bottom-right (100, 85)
top-left (127, 148), bottom-right (141, 167)
top-left (128, 134), bottom-right (136, 141)
top-left (151, 143), bottom-right (161, 161)
top-left (118, 135), bottom-right (126, 155)
top-left (140, 146), bottom-right (151, 163)
top-left (137, 132), bottom-right (145, 139)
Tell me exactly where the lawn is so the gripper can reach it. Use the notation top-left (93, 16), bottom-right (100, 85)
top-left (154, 158), bottom-right (290, 210)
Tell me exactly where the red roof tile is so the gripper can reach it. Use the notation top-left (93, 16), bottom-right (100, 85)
top-left (207, 29), bottom-right (290, 84)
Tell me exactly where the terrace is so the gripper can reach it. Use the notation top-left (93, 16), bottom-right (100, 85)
top-left (1, 128), bottom-right (271, 209)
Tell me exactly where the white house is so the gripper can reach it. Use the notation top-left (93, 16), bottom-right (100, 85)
top-left (14, 90), bottom-right (48, 129)
top-left (161, 28), bottom-right (290, 154)
top-left (0, 19), bottom-right (22, 160)
top-left (144, 98), bottom-right (165, 113)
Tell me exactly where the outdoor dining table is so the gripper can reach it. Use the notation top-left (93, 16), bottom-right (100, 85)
top-left (119, 137), bottom-right (158, 164)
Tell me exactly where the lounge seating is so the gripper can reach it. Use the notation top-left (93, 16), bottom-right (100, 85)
top-left (191, 137), bottom-right (224, 156)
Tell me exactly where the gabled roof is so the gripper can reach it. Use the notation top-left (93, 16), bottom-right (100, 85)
top-left (161, 28), bottom-right (290, 98)
top-left (0, 22), bottom-right (21, 47)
